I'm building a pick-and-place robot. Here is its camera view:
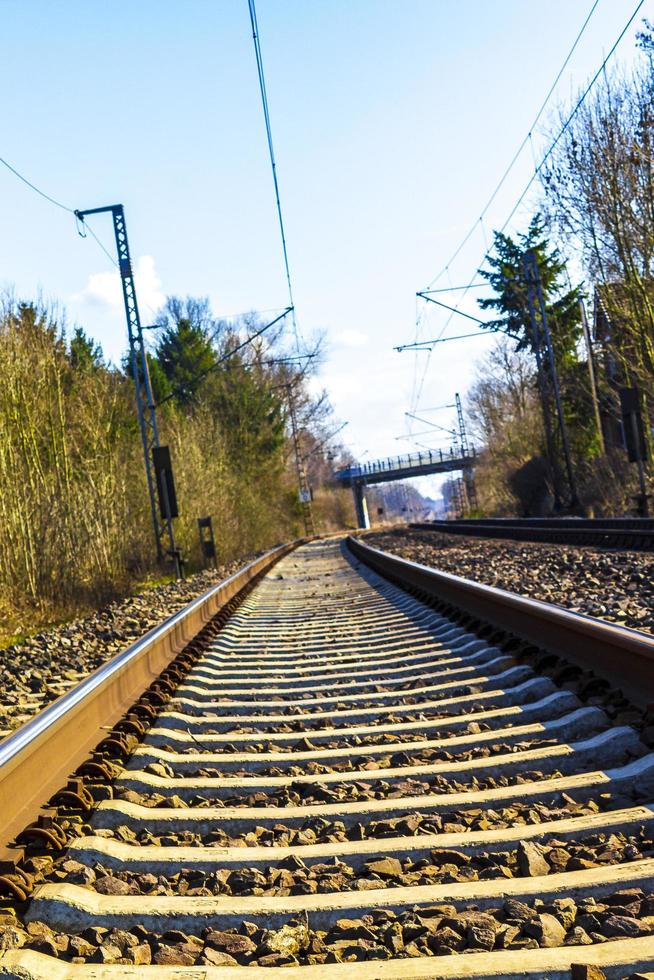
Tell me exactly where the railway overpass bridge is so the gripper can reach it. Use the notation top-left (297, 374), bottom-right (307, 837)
top-left (334, 447), bottom-right (477, 528)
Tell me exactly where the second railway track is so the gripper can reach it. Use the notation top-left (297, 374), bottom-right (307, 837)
top-left (1, 536), bottom-right (654, 977)
top-left (410, 518), bottom-right (654, 551)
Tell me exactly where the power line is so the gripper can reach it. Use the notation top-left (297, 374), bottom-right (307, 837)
top-left (424, 0), bottom-right (601, 290)
top-left (407, 0), bottom-right (604, 423)
top-left (0, 152), bottom-right (163, 326)
top-left (214, 305), bottom-right (293, 321)
top-left (156, 307), bottom-right (293, 407)
top-left (0, 152), bottom-right (152, 305)
top-left (247, 0), bottom-right (302, 355)
top-left (408, 0), bottom-right (645, 416)
top-left (80, 220), bottom-right (120, 269)
top-left (76, 213), bottom-right (164, 321)
top-left (421, 282), bottom-right (487, 294)
top-left (0, 155), bottom-right (74, 213)
top-left (495, 0), bottom-right (646, 240)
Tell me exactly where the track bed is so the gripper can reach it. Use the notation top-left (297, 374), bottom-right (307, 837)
top-left (1, 538), bottom-right (654, 978)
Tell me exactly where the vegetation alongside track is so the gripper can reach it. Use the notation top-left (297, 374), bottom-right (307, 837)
top-left (0, 297), bottom-right (353, 638)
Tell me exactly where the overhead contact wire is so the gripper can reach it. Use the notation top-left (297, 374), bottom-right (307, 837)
top-left (495, 0), bottom-right (645, 239)
top-left (248, 0), bottom-right (302, 355)
top-left (0, 154), bottom-right (129, 282)
top-left (411, 0), bottom-right (645, 401)
top-left (425, 0), bottom-right (601, 290)
top-left (0, 155), bottom-right (74, 213)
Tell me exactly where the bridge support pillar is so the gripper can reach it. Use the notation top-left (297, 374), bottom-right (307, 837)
top-left (353, 481), bottom-right (370, 529)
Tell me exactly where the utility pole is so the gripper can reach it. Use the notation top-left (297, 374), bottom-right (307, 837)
top-left (455, 392), bottom-right (478, 511)
top-left (286, 385), bottom-right (315, 536)
top-left (522, 251), bottom-right (563, 510)
top-left (578, 297), bottom-right (605, 454)
top-left (75, 205), bottom-right (181, 575)
top-left (525, 250), bottom-right (579, 509)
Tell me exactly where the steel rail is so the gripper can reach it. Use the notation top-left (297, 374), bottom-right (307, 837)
top-left (2, 535), bottom-right (654, 975)
top-left (434, 517), bottom-right (654, 529)
top-left (409, 518), bottom-right (654, 550)
top-left (0, 541), bottom-right (297, 862)
top-left (347, 535), bottom-right (654, 707)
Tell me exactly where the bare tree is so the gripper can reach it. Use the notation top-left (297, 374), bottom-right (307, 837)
top-left (543, 35), bottom-right (654, 392)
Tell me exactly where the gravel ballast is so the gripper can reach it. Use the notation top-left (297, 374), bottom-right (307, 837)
top-left (3, 884), bottom-right (654, 965)
top-left (0, 556), bottom-right (261, 739)
top-left (363, 529), bottom-right (654, 634)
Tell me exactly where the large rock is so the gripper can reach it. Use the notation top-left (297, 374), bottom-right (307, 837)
top-left (201, 948), bottom-right (238, 966)
top-left (427, 927), bottom-right (465, 952)
top-left (525, 912), bottom-right (566, 948)
top-left (204, 930), bottom-right (257, 958)
top-left (329, 919), bottom-right (376, 942)
top-left (94, 876), bottom-right (134, 896)
top-left (565, 927), bottom-right (594, 947)
top-left (126, 944), bottom-right (152, 965)
top-left (68, 936), bottom-right (95, 958)
top-left (0, 926), bottom-right (27, 951)
top-left (517, 840), bottom-right (550, 877)
top-left (467, 922), bottom-right (495, 951)
top-left (546, 897), bottom-right (577, 930)
top-left (105, 929), bottom-right (138, 954)
top-left (429, 848), bottom-right (470, 867)
top-left (503, 898), bottom-right (537, 923)
top-left (601, 915), bottom-right (650, 938)
top-left (570, 965), bottom-right (607, 980)
top-left (265, 922), bottom-right (309, 957)
top-left (363, 857), bottom-right (403, 878)
top-left (153, 944), bottom-right (196, 965)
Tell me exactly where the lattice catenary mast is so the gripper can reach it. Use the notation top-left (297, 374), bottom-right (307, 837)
top-left (74, 205), bottom-right (180, 574)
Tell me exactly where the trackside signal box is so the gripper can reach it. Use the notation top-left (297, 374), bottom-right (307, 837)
top-left (198, 516), bottom-right (217, 567)
top-left (152, 445), bottom-right (179, 520)
top-left (619, 387), bottom-right (648, 462)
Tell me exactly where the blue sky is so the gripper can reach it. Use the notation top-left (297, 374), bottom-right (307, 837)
top-left (0, 0), bottom-right (649, 494)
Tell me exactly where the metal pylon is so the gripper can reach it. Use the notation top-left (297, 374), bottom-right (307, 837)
top-left (287, 387), bottom-right (315, 536)
top-left (75, 204), bottom-right (178, 568)
top-left (455, 392), bottom-right (478, 511)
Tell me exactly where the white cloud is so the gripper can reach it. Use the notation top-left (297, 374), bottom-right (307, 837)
top-left (70, 255), bottom-right (165, 316)
top-left (334, 328), bottom-right (368, 348)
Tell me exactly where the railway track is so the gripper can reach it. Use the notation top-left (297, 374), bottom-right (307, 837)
top-left (1, 536), bottom-right (654, 977)
top-left (410, 518), bottom-right (654, 551)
